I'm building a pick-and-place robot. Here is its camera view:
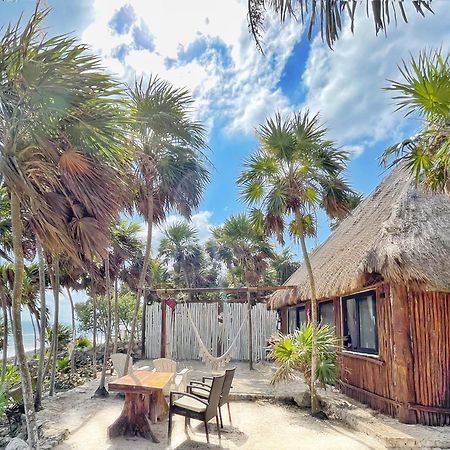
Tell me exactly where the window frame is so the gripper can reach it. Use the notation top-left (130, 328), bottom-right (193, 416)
top-left (318, 300), bottom-right (335, 327)
top-left (342, 290), bottom-right (378, 355)
top-left (287, 304), bottom-right (306, 333)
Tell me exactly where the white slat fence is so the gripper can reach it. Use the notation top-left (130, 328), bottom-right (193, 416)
top-left (145, 301), bottom-right (277, 362)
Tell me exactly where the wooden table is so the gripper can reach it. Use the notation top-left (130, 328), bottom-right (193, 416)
top-left (108, 371), bottom-right (173, 443)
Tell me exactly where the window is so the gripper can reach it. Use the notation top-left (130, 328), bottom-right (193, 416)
top-left (342, 291), bottom-right (378, 354)
top-left (319, 301), bottom-right (334, 327)
top-left (287, 305), bottom-right (306, 333)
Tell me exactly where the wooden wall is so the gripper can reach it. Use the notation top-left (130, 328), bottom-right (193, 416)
top-left (336, 285), bottom-right (399, 418)
top-left (279, 284), bottom-right (450, 425)
top-left (409, 290), bottom-right (450, 425)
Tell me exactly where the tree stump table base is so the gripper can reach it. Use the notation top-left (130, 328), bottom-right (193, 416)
top-left (108, 393), bottom-right (161, 443)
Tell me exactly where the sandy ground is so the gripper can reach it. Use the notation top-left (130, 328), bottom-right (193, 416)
top-left (43, 376), bottom-right (384, 450)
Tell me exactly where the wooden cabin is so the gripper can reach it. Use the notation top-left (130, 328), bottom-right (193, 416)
top-left (269, 166), bottom-right (450, 426)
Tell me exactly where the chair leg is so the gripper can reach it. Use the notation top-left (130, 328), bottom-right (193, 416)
top-left (168, 412), bottom-right (173, 444)
top-left (218, 406), bottom-right (224, 428)
top-left (227, 402), bottom-right (232, 424)
top-left (204, 420), bottom-right (209, 443)
top-left (216, 415), bottom-right (221, 440)
top-left (184, 416), bottom-right (189, 435)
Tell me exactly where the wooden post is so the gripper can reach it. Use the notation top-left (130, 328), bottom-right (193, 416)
top-left (160, 299), bottom-right (167, 358)
top-left (217, 300), bottom-right (223, 357)
top-left (391, 285), bottom-right (417, 424)
top-left (247, 290), bottom-right (253, 370)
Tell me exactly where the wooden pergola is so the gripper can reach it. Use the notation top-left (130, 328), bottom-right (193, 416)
top-left (143, 285), bottom-right (297, 369)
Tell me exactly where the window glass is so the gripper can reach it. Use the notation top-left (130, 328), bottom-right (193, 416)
top-left (288, 308), bottom-right (297, 333)
top-left (319, 301), bottom-right (334, 327)
top-left (359, 295), bottom-right (377, 351)
top-left (342, 291), bottom-right (378, 354)
top-left (298, 307), bottom-right (306, 326)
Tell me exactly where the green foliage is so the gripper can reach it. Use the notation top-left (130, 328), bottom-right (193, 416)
top-left (4, 364), bottom-right (20, 388)
top-left (75, 336), bottom-right (92, 348)
top-left (383, 50), bottom-right (450, 192)
top-left (269, 323), bottom-right (339, 388)
top-left (75, 291), bottom-right (141, 338)
top-left (0, 384), bottom-right (8, 417)
top-left (56, 356), bottom-right (71, 372)
top-left (47, 324), bottom-right (72, 350)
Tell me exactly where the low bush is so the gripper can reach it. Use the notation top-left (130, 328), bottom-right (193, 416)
top-left (75, 336), bottom-right (92, 349)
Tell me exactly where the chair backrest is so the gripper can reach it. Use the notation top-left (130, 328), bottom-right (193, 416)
top-left (153, 358), bottom-right (177, 373)
top-left (219, 367), bottom-right (236, 406)
top-left (205, 374), bottom-right (226, 421)
top-left (111, 353), bottom-right (132, 378)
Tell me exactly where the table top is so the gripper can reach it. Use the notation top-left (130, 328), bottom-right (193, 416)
top-left (108, 371), bottom-right (173, 394)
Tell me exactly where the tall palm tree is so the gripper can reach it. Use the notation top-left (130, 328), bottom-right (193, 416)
top-left (238, 111), bottom-right (352, 413)
top-left (382, 50), bottom-right (450, 191)
top-left (247, 0), bottom-right (434, 52)
top-left (207, 214), bottom-right (275, 286)
top-left (110, 220), bottom-right (142, 353)
top-left (159, 221), bottom-right (203, 287)
top-left (125, 76), bottom-right (209, 371)
top-left (269, 248), bottom-right (300, 285)
top-left (0, 10), bottom-right (130, 445)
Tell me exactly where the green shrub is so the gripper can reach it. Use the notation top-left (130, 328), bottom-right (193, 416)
top-left (47, 324), bottom-right (72, 350)
top-left (56, 356), bottom-right (70, 372)
top-left (75, 336), bottom-right (92, 348)
top-left (4, 365), bottom-right (20, 388)
top-left (0, 384), bottom-right (7, 417)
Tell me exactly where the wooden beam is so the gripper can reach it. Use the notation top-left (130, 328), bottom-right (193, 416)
top-left (247, 289), bottom-right (253, 370)
top-left (150, 285), bottom-right (297, 295)
top-left (391, 285), bottom-right (417, 424)
top-left (160, 300), bottom-right (167, 358)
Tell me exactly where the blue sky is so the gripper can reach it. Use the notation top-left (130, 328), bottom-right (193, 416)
top-left (1, 1), bottom-right (450, 322)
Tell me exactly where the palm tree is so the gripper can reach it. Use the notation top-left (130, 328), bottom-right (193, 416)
top-left (125, 76), bottom-right (209, 371)
top-left (207, 214), bottom-right (275, 286)
top-left (0, 10), bottom-right (130, 445)
top-left (269, 248), bottom-right (300, 285)
top-left (329, 192), bottom-right (364, 230)
top-left (238, 110), bottom-right (352, 413)
top-left (110, 220), bottom-right (142, 353)
top-left (382, 50), bottom-right (450, 191)
top-left (247, 0), bottom-right (434, 52)
top-left (159, 221), bottom-right (203, 287)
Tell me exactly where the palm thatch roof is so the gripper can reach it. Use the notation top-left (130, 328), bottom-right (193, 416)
top-left (269, 165), bottom-right (450, 309)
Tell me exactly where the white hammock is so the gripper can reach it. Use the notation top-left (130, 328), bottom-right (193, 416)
top-left (183, 301), bottom-right (248, 371)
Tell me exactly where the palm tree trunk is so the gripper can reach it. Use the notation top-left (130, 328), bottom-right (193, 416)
top-left (1, 294), bottom-right (8, 383)
top-left (296, 212), bottom-right (320, 414)
top-left (35, 240), bottom-right (46, 410)
top-left (30, 310), bottom-right (37, 355)
top-left (113, 276), bottom-right (119, 354)
top-left (10, 192), bottom-right (39, 449)
top-left (92, 283), bottom-right (97, 379)
top-left (95, 256), bottom-right (112, 397)
top-left (49, 255), bottom-right (60, 397)
top-left (125, 194), bottom-right (154, 374)
top-left (65, 287), bottom-right (76, 375)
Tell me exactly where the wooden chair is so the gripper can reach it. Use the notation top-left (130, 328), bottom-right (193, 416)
top-left (168, 374), bottom-right (225, 444)
top-left (152, 357), bottom-right (190, 395)
top-left (110, 353), bottom-right (150, 378)
top-left (189, 367), bottom-right (235, 428)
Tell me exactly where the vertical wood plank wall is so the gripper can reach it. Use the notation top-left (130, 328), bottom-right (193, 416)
top-left (409, 290), bottom-right (450, 425)
top-left (336, 285), bottom-right (398, 417)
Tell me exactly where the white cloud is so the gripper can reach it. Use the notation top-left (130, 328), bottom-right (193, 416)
top-left (342, 144), bottom-right (364, 159)
top-left (138, 210), bottom-right (217, 254)
top-left (81, 0), bottom-right (302, 136)
top-left (302, 2), bottom-right (450, 149)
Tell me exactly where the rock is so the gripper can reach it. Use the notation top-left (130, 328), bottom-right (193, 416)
top-left (5, 437), bottom-right (29, 450)
top-left (294, 391), bottom-right (312, 409)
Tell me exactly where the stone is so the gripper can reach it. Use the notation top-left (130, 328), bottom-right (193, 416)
top-left (5, 437), bottom-right (29, 450)
top-left (294, 391), bottom-right (312, 409)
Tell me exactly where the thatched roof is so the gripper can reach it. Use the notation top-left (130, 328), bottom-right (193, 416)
top-left (269, 165), bottom-right (450, 309)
